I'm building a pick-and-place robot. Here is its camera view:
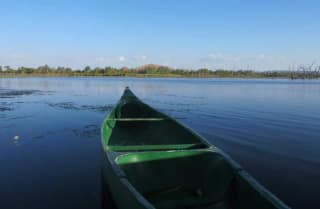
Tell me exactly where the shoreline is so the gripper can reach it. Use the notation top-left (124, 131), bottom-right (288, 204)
top-left (1, 74), bottom-right (319, 80)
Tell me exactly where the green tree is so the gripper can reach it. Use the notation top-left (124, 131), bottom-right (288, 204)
top-left (38, 65), bottom-right (51, 74)
top-left (84, 66), bottom-right (91, 72)
top-left (4, 65), bottom-right (12, 71)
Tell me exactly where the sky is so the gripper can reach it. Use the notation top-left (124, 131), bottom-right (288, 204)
top-left (0, 0), bottom-right (319, 70)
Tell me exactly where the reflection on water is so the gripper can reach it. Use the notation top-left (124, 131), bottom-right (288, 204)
top-left (101, 171), bottom-right (117, 209)
top-left (0, 77), bottom-right (320, 209)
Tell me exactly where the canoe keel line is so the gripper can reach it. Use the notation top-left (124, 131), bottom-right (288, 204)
top-left (101, 87), bottom-right (290, 209)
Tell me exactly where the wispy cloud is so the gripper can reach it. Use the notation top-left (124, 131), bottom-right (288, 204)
top-left (134, 55), bottom-right (148, 62)
top-left (140, 55), bottom-right (147, 61)
top-left (208, 53), bottom-right (225, 60)
top-left (2, 51), bottom-right (318, 71)
top-left (118, 56), bottom-right (125, 62)
top-left (198, 53), bottom-right (296, 70)
top-left (95, 56), bottom-right (111, 65)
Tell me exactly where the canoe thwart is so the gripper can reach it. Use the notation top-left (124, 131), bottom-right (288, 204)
top-left (108, 143), bottom-right (206, 152)
top-left (105, 118), bottom-right (166, 121)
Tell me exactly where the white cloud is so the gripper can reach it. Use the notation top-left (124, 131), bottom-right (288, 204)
top-left (134, 55), bottom-right (147, 62)
top-left (118, 56), bottom-right (125, 62)
top-left (95, 56), bottom-right (111, 65)
top-left (198, 52), bottom-right (295, 70)
top-left (257, 54), bottom-right (266, 59)
top-left (208, 53), bottom-right (224, 60)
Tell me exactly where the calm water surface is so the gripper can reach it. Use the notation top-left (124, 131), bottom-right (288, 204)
top-left (0, 77), bottom-right (319, 209)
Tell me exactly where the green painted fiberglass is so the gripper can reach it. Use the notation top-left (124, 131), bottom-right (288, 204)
top-left (101, 87), bottom-right (290, 209)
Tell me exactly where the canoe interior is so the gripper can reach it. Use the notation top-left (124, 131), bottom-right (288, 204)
top-left (115, 150), bottom-right (282, 209)
top-left (102, 88), bottom-right (209, 151)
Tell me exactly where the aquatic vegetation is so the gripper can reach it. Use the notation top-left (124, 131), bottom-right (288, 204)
top-left (0, 89), bottom-right (43, 98)
top-left (0, 106), bottom-right (13, 112)
top-left (72, 124), bottom-right (100, 138)
top-left (46, 102), bottom-right (113, 113)
top-left (0, 101), bottom-right (14, 112)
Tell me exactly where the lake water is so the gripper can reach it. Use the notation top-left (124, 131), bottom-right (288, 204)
top-left (0, 77), bottom-right (319, 209)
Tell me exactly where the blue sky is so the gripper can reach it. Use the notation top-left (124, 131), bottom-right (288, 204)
top-left (0, 0), bottom-right (319, 70)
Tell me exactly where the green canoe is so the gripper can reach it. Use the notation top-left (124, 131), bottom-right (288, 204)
top-left (101, 87), bottom-right (290, 209)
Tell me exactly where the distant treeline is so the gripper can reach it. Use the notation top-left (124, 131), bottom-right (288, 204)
top-left (1, 64), bottom-right (320, 79)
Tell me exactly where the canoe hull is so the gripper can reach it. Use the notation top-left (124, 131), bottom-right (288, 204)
top-left (101, 88), bottom-right (290, 209)
top-left (102, 151), bottom-right (155, 209)
top-left (102, 149), bottom-right (289, 209)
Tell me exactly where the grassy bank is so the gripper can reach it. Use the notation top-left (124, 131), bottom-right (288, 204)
top-left (1, 64), bottom-right (320, 79)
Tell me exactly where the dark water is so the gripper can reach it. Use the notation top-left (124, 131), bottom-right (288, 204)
top-left (0, 77), bottom-right (319, 209)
